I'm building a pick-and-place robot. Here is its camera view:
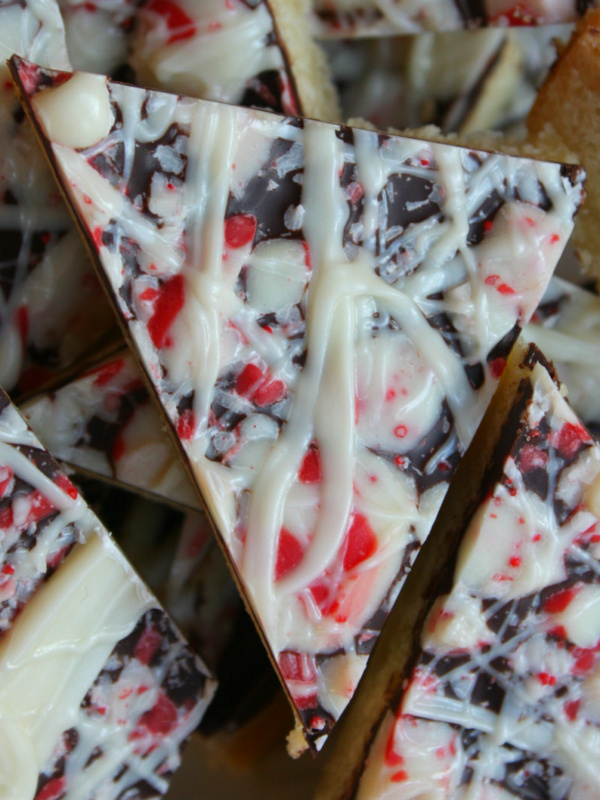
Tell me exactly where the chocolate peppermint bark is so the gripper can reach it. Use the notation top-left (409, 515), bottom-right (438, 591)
top-left (526, 276), bottom-right (600, 437)
top-left (130, 0), bottom-right (300, 112)
top-left (0, 0), bottom-right (335, 397)
top-left (0, 388), bottom-right (215, 800)
top-left (349, 349), bottom-right (600, 800)
top-left (20, 349), bottom-right (201, 512)
top-left (56, 0), bottom-right (138, 76)
top-left (11, 58), bottom-right (584, 750)
top-left (129, 0), bottom-right (339, 121)
top-left (80, 481), bottom-right (275, 736)
top-left (310, 0), bottom-right (596, 37)
top-left (0, 0), bottom-right (118, 396)
top-left (57, 0), bottom-right (339, 121)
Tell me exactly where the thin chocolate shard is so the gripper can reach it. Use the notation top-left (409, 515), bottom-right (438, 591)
top-left (350, 354), bottom-right (600, 800)
top-left (11, 58), bottom-right (584, 751)
top-left (0, 387), bottom-right (215, 800)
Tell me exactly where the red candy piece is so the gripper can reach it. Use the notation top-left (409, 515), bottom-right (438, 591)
top-left (253, 378), bottom-right (285, 407)
top-left (490, 4), bottom-right (535, 25)
top-left (235, 363), bottom-right (263, 396)
top-left (92, 226), bottom-right (103, 249)
top-left (224, 214), bottom-right (257, 249)
top-left (572, 647), bottom-right (596, 675)
top-left (537, 672), bottom-right (556, 686)
top-left (565, 699), bottom-right (580, 721)
top-left (134, 625), bottom-right (163, 666)
top-left (554, 421), bottom-right (589, 459)
top-left (520, 443), bottom-right (548, 472)
top-left (139, 287), bottom-right (159, 302)
top-left (309, 580), bottom-right (330, 610)
top-left (279, 650), bottom-right (315, 682)
top-left (497, 283), bottom-right (516, 296)
top-left (145, 0), bottom-right (196, 44)
top-left (293, 692), bottom-right (318, 710)
top-left (135, 692), bottom-right (178, 736)
top-left (0, 505), bottom-right (13, 529)
top-left (92, 358), bottom-right (125, 388)
top-left (385, 726), bottom-right (403, 767)
top-left (177, 408), bottom-right (195, 441)
top-left (302, 240), bottom-right (312, 269)
top-left (25, 491), bottom-right (55, 526)
top-left (543, 587), bottom-right (577, 614)
top-left (147, 274), bottom-right (185, 349)
top-left (54, 474), bottom-right (79, 500)
top-left (343, 513), bottom-right (377, 572)
top-left (35, 777), bottom-right (66, 800)
top-left (488, 358), bottom-right (506, 379)
top-left (275, 528), bottom-right (304, 581)
top-left (0, 468), bottom-right (13, 499)
top-left (235, 363), bottom-right (286, 407)
top-left (299, 446), bottom-right (321, 484)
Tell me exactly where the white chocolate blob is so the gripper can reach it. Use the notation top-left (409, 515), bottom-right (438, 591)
top-left (32, 72), bottom-right (114, 149)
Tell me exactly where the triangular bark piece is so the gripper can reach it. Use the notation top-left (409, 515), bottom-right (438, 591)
top-left (325, 342), bottom-right (600, 799)
top-left (11, 57), bottom-right (585, 750)
top-left (0, 387), bottom-right (215, 800)
top-left (20, 348), bottom-right (201, 511)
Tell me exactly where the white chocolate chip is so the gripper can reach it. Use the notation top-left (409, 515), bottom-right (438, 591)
top-left (557, 585), bottom-right (600, 649)
top-left (32, 72), bottom-right (114, 149)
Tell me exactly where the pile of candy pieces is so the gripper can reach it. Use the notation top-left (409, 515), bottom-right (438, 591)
top-left (2, 0), bottom-right (600, 798)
